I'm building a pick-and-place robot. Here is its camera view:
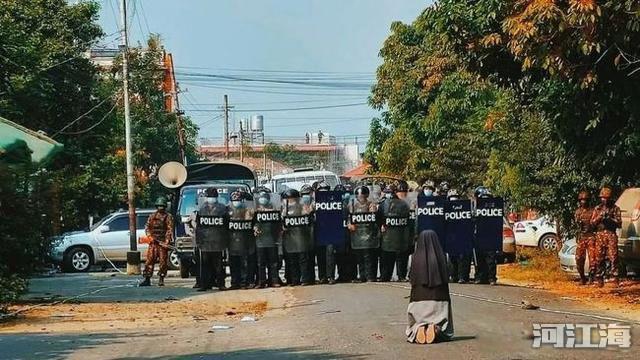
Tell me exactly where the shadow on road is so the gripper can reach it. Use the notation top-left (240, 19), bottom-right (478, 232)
top-left (113, 347), bottom-right (370, 359)
top-left (448, 335), bottom-right (476, 342)
top-left (1, 332), bottom-right (148, 360)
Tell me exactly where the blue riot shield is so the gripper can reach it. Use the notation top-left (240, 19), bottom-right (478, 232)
top-left (444, 199), bottom-right (474, 256)
top-left (416, 195), bottom-right (446, 249)
top-left (314, 190), bottom-right (347, 246)
top-left (475, 197), bottom-right (504, 252)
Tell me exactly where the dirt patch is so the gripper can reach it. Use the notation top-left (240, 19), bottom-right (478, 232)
top-left (0, 289), bottom-right (290, 334)
top-left (499, 247), bottom-right (640, 317)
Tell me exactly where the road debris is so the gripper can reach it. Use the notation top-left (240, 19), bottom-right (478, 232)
top-left (315, 310), bottom-right (341, 315)
top-left (240, 316), bottom-right (257, 322)
top-left (209, 325), bottom-right (233, 333)
top-left (521, 300), bottom-right (540, 310)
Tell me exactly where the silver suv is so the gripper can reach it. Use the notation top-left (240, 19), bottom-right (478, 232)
top-left (49, 209), bottom-right (180, 272)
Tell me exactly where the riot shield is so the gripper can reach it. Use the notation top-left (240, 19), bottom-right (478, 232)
top-left (281, 197), bottom-right (314, 253)
top-left (227, 195), bottom-right (256, 256)
top-left (444, 199), bottom-right (474, 256)
top-left (314, 190), bottom-right (347, 247)
top-left (416, 195), bottom-right (447, 249)
top-left (254, 191), bottom-right (282, 248)
top-left (348, 189), bottom-right (379, 249)
top-left (402, 191), bottom-right (419, 252)
top-left (194, 196), bottom-right (230, 253)
top-left (474, 197), bottom-right (504, 252)
top-left (379, 196), bottom-right (411, 253)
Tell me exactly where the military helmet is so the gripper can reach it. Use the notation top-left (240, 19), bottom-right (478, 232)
top-left (334, 184), bottom-right (346, 192)
top-left (282, 188), bottom-right (301, 199)
top-left (354, 186), bottom-right (370, 196)
top-left (300, 184), bottom-right (314, 195)
top-left (230, 191), bottom-right (244, 202)
top-left (154, 196), bottom-right (168, 207)
top-left (578, 190), bottom-right (590, 200)
top-left (423, 180), bottom-right (435, 189)
top-left (205, 187), bottom-right (219, 198)
top-left (396, 181), bottom-right (409, 193)
top-left (344, 184), bottom-right (353, 193)
top-left (447, 189), bottom-right (459, 200)
top-left (383, 185), bottom-right (394, 194)
top-left (599, 187), bottom-right (613, 199)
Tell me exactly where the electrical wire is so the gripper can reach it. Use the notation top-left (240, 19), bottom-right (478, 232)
top-left (52, 95), bottom-right (115, 137)
top-left (183, 102), bottom-right (368, 113)
top-left (59, 101), bottom-right (119, 135)
top-left (181, 82), bottom-right (369, 96)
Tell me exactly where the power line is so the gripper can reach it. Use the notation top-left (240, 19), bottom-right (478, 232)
top-left (59, 101), bottom-right (119, 135)
top-left (174, 65), bottom-right (372, 75)
top-left (52, 95), bottom-right (115, 137)
top-left (183, 102), bottom-right (368, 113)
top-left (181, 82), bottom-right (370, 96)
top-left (176, 72), bottom-right (373, 89)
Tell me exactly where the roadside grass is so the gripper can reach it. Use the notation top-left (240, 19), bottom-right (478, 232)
top-left (498, 246), bottom-right (640, 317)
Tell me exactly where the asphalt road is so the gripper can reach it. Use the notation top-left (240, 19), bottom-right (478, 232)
top-left (1, 273), bottom-right (639, 359)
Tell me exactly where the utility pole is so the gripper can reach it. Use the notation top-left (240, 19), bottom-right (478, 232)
top-left (120, 0), bottom-right (140, 275)
top-left (223, 95), bottom-right (229, 159)
top-left (239, 120), bottom-right (244, 162)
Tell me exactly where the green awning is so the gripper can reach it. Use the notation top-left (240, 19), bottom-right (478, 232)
top-left (0, 116), bottom-right (63, 164)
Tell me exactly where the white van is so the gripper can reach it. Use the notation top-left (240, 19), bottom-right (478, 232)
top-left (270, 169), bottom-right (340, 193)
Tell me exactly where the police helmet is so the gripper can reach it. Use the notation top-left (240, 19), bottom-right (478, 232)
top-left (258, 191), bottom-right (271, 201)
top-left (205, 188), bottom-right (219, 198)
top-left (255, 186), bottom-right (272, 194)
top-left (578, 190), bottom-right (590, 201)
top-left (354, 186), bottom-right (370, 197)
top-left (300, 184), bottom-right (314, 195)
top-left (314, 180), bottom-right (331, 191)
top-left (474, 186), bottom-right (491, 198)
top-left (154, 196), bottom-right (168, 207)
top-left (447, 189), bottom-right (459, 200)
top-left (439, 181), bottom-right (450, 192)
top-left (230, 191), bottom-right (244, 202)
top-left (344, 184), bottom-right (353, 193)
top-left (334, 184), bottom-right (347, 192)
top-left (396, 181), bottom-right (409, 193)
top-left (423, 180), bottom-right (435, 188)
top-left (282, 188), bottom-right (301, 199)
top-left (383, 185), bottom-right (394, 194)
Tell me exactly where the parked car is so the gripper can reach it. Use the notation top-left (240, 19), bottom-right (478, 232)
top-left (615, 188), bottom-right (640, 271)
top-left (513, 217), bottom-right (560, 251)
top-left (49, 209), bottom-right (180, 272)
top-left (558, 238), bottom-right (589, 275)
top-left (502, 217), bottom-right (516, 263)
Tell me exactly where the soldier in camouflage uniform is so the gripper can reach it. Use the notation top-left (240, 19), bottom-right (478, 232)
top-left (590, 186), bottom-right (622, 287)
top-left (140, 197), bottom-right (174, 287)
top-left (574, 190), bottom-right (595, 285)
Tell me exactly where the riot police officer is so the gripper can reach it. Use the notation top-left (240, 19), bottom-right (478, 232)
top-left (378, 185), bottom-right (411, 282)
top-left (348, 186), bottom-right (379, 282)
top-left (334, 184), bottom-right (356, 283)
top-left (303, 183), bottom-right (324, 284)
top-left (140, 196), bottom-right (174, 287)
top-left (473, 186), bottom-right (499, 285)
top-left (395, 181), bottom-right (413, 282)
top-left (191, 188), bottom-right (228, 291)
top-left (254, 188), bottom-right (282, 288)
top-left (228, 190), bottom-right (256, 289)
top-left (438, 182), bottom-right (450, 197)
top-left (446, 189), bottom-right (472, 283)
top-left (281, 188), bottom-right (313, 286)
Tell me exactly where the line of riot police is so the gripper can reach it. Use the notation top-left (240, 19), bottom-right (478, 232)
top-left (186, 180), bottom-right (504, 291)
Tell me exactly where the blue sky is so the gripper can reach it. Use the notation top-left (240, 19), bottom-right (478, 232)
top-left (96, 0), bottom-right (430, 143)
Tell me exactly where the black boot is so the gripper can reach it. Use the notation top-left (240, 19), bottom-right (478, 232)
top-left (158, 277), bottom-right (165, 287)
top-left (139, 277), bottom-right (151, 287)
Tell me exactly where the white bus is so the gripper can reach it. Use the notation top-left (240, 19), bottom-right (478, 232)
top-left (270, 169), bottom-right (340, 193)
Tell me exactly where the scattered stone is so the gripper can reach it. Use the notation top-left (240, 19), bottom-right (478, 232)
top-left (521, 300), bottom-right (539, 310)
